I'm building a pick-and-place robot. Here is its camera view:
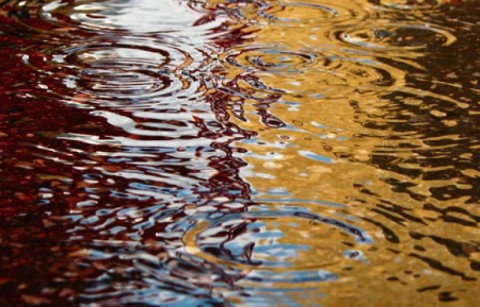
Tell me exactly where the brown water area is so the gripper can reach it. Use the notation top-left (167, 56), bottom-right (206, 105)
top-left (0, 0), bottom-right (479, 305)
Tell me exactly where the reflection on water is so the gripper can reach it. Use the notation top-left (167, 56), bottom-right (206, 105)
top-left (0, 0), bottom-right (479, 305)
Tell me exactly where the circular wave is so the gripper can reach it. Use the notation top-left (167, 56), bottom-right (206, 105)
top-left (183, 204), bottom-right (372, 288)
top-left (0, 0), bottom-right (224, 39)
top-left (217, 46), bottom-right (399, 100)
top-left (331, 22), bottom-right (456, 55)
top-left (223, 0), bottom-right (362, 26)
top-left (367, 0), bottom-right (444, 11)
top-left (223, 47), bottom-right (324, 72)
top-left (21, 42), bottom-right (206, 109)
top-left (39, 0), bottom-right (224, 35)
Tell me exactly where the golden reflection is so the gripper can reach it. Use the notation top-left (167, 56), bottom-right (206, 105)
top-left (208, 0), bottom-right (480, 305)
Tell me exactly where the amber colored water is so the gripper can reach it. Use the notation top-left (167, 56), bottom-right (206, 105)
top-left (0, 0), bottom-right (479, 305)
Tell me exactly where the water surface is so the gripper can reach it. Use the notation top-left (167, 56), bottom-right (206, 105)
top-left (0, 0), bottom-right (479, 305)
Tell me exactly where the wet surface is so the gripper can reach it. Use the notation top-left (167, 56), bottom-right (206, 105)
top-left (0, 0), bottom-right (479, 305)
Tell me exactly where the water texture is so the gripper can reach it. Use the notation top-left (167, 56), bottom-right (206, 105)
top-left (0, 0), bottom-right (479, 305)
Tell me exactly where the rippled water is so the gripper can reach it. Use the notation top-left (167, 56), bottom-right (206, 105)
top-left (0, 0), bottom-right (479, 305)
